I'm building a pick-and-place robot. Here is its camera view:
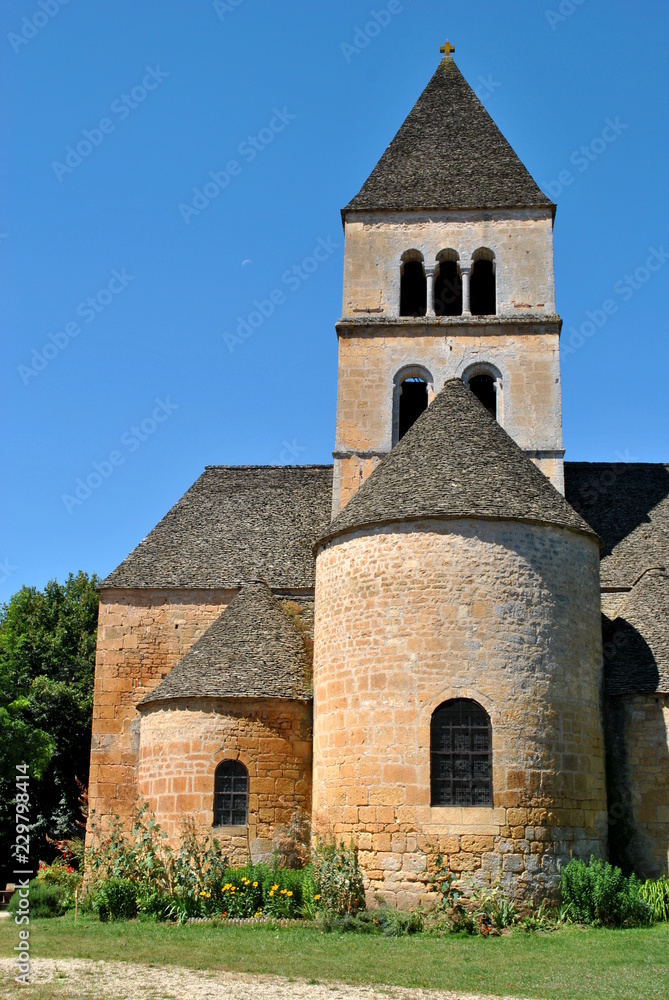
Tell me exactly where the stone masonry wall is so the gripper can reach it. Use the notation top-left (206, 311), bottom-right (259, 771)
top-left (312, 519), bottom-right (607, 908)
top-left (138, 698), bottom-right (312, 863)
top-left (332, 208), bottom-right (563, 515)
top-left (86, 588), bottom-right (235, 843)
top-left (341, 210), bottom-right (556, 318)
top-left (605, 693), bottom-right (669, 879)
top-left (332, 325), bottom-right (563, 513)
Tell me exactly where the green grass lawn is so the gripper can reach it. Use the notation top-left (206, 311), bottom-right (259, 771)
top-left (1, 914), bottom-right (668, 999)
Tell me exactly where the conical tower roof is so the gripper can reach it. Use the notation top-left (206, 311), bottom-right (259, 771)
top-left (345, 57), bottom-right (553, 214)
top-left (138, 581), bottom-right (311, 706)
top-left (319, 379), bottom-right (596, 546)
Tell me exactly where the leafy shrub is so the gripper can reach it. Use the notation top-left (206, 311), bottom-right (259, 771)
top-left (638, 876), bottom-right (669, 922)
top-left (561, 856), bottom-right (652, 927)
top-left (166, 818), bottom-right (229, 923)
top-left (296, 867), bottom-right (319, 919)
top-left (86, 804), bottom-right (171, 893)
top-left (424, 852), bottom-right (475, 933)
top-left (320, 907), bottom-right (422, 936)
top-left (519, 898), bottom-right (559, 932)
top-left (8, 880), bottom-right (64, 919)
top-left (272, 809), bottom-right (311, 870)
top-left (312, 836), bottom-right (365, 916)
top-left (136, 888), bottom-right (171, 920)
top-left (83, 801), bottom-right (334, 923)
top-left (92, 878), bottom-right (138, 921)
top-left (261, 867), bottom-right (309, 919)
top-left (471, 878), bottom-right (517, 932)
top-left (36, 858), bottom-right (81, 910)
top-left (205, 866), bottom-right (263, 919)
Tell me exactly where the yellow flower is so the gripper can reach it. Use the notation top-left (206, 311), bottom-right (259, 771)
top-left (271, 884), bottom-right (279, 891)
top-left (286, 891), bottom-right (293, 897)
top-left (269, 890), bottom-right (274, 897)
top-left (252, 881), bottom-right (258, 887)
top-left (314, 894), bottom-right (321, 901)
top-left (280, 889), bottom-right (286, 895)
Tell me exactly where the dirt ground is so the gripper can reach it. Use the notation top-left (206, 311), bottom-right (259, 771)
top-left (0, 958), bottom-right (526, 1000)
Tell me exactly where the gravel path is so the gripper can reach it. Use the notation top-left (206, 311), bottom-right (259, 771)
top-left (0, 958), bottom-right (526, 1000)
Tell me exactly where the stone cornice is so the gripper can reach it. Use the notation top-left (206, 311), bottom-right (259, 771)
top-left (336, 315), bottom-right (562, 337)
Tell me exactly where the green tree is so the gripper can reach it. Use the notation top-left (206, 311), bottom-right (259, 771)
top-left (0, 572), bottom-right (99, 881)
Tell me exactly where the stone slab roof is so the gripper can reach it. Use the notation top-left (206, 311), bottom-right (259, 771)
top-left (564, 463), bottom-right (669, 589)
top-left (320, 379), bottom-right (596, 545)
top-left (344, 58), bottom-right (553, 214)
top-left (100, 466), bottom-right (333, 590)
top-left (603, 568), bottom-right (669, 696)
top-left (138, 582), bottom-right (311, 706)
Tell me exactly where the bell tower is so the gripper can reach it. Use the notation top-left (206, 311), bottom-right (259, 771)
top-left (332, 45), bottom-right (564, 516)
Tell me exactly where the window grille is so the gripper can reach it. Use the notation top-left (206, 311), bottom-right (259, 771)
top-left (431, 699), bottom-right (492, 807)
top-left (213, 760), bottom-right (248, 826)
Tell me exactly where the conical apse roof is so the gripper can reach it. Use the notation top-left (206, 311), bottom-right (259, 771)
top-left (138, 581), bottom-right (311, 706)
top-left (319, 379), bottom-right (597, 546)
top-left (345, 58), bottom-right (553, 214)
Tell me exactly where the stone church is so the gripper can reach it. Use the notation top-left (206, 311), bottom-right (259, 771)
top-left (87, 51), bottom-right (669, 907)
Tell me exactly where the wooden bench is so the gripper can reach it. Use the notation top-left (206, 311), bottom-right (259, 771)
top-left (0, 886), bottom-right (16, 907)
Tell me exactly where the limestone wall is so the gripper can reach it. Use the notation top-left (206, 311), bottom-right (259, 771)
top-left (312, 519), bottom-right (607, 907)
top-left (332, 323), bottom-right (563, 512)
top-left (605, 693), bottom-right (669, 878)
top-left (86, 588), bottom-right (235, 842)
top-left (137, 698), bottom-right (312, 861)
top-left (342, 210), bottom-right (556, 318)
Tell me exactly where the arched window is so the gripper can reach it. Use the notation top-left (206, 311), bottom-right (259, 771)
top-left (431, 699), bottom-right (492, 807)
top-left (462, 364), bottom-right (501, 422)
top-left (434, 250), bottom-right (462, 316)
top-left (468, 374), bottom-right (497, 418)
top-left (470, 249), bottom-right (496, 316)
top-left (398, 377), bottom-right (428, 440)
top-left (213, 760), bottom-right (248, 826)
top-left (400, 251), bottom-right (426, 317)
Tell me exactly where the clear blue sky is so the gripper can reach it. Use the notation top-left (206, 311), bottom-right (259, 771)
top-left (2, 0), bottom-right (668, 603)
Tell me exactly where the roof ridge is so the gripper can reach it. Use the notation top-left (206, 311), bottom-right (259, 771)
top-left (629, 564), bottom-right (668, 590)
top-left (203, 464), bottom-right (334, 470)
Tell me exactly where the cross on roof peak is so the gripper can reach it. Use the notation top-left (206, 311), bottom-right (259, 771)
top-left (440, 40), bottom-right (455, 60)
